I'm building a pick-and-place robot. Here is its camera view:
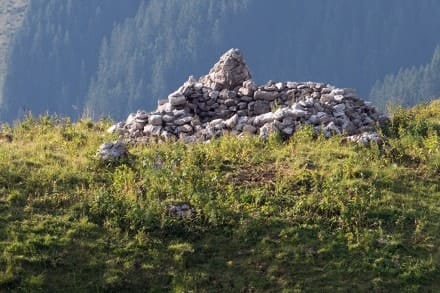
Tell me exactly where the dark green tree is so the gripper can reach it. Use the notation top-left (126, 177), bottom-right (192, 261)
top-left (369, 47), bottom-right (440, 109)
top-left (1, 0), bottom-right (141, 121)
top-left (2, 0), bottom-right (440, 121)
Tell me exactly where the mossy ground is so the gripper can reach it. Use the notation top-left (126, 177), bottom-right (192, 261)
top-left (0, 103), bottom-right (439, 292)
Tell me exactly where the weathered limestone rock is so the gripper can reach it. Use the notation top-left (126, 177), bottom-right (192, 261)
top-left (225, 114), bottom-right (239, 129)
top-left (253, 112), bottom-right (275, 127)
top-left (168, 90), bottom-right (187, 106)
top-left (98, 141), bottom-right (127, 161)
top-left (344, 132), bottom-right (384, 146)
top-left (149, 114), bottom-right (163, 126)
top-left (259, 122), bottom-right (277, 139)
top-left (253, 100), bottom-right (271, 115)
top-left (135, 110), bottom-right (149, 121)
top-left (144, 125), bottom-right (162, 136)
top-left (254, 90), bottom-right (278, 101)
top-left (328, 121), bottom-right (342, 134)
top-left (199, 48), bottom-right (252, 91)
top-left (177, 124), bottom-right (193, 133)
top-left (243, 124), bottom-right (257, 134)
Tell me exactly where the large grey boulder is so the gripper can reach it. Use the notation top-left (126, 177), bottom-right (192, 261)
top-left (199, 48), bottom-right (252, 91)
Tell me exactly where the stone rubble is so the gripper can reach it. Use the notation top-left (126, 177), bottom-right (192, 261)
top-left (108, 48), bottom-right (389, 144)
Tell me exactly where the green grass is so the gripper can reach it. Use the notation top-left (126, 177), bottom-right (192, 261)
top-left (0, 103), bottom-right (439, 292)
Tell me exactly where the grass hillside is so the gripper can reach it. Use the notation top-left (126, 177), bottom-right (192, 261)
top-left (0, 101), bottom-right (439, 292)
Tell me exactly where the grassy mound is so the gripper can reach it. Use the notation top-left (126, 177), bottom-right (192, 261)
top-left (0, 102), bottom-right (439, 292)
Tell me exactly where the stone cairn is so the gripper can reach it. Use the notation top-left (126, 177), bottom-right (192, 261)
top-left (108, 48), bottom-right (388, 144)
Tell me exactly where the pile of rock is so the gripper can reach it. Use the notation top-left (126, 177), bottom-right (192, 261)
top-left (109, 48), bottom-right (388, 143)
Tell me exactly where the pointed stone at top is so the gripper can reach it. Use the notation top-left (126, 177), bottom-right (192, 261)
top-left (199, 48), bottom-right (252, 91)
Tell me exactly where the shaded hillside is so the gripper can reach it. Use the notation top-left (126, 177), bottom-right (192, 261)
top-left (1, 0), bottom-right (141, 121)
top-left (86, 0), bottom-right (249, 119)
top-left (369, 47), bottom-right (440, 110)
top-left (87, 0), bottom-right (440, 119)
top-left (2, 0), bottom-right (440, 121)
top-left (0, 0), bottom-right (29, 107)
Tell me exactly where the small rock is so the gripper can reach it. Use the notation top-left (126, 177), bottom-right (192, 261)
top-left (259, 122), bottom-right (277, 139)
top-left (333, 104), bottom-right (346, 117)
top-left (280, 126), bottom-right (294, 135)
top-left (323, 121), bottom-right (341, 137)
top-left (144, 125), bottom-right (162, 136)
top-left (254, 90), bottom-right (278, 101)
top-left (320, 94), bottom-right (335, 104)
top-left (334, 95), bottom-right (345, 102)
top-left (344, 132), bottom-right (384, 146)
top-left (161, 131), bottom-right (174, 140)
top-left (273, 107), bottom-right (290, 120)
top-left (97, 141), bottom-right (128, 162)
top-left (253, 112), bottom-right (275, 127)
top-left (286, 81), bottom-right (298, 89)
top-left (253, 100), bottom-right (271, 115)
top-left (243, 80), bottom-right (258, 90)
top-left (106, 125), bottom-right (116, 133)
top-left (157, 102), bottom-right (172, 113)
top-left (177, 124), bottom-right (193, 133)
top-left (331, 88), bottom-right (345, 95)
top-left (174, 116), bottom-right (193, 126)
top-left (135, 110), bottom-right (149, 120)
top-left (225, 114), bottom-right (239, 129)
top-left (166, 202), bottom-right (196, 218)
top-left (294, 109), bottom-right (309, 118)
top-left (149, 114), bottom-right (163, 126)
top-left (243, 124), bottom-right (257, 134)
top-left (125, 113), bottom-right (136, 125)
top-left (275, 82), bottom-right (285, 90)
top-left (162, 114), bottom-right (175, 123)
top-left (224, 99), bottom-right (236, 107)
top-left (169, 91), bottom-right (187, 106)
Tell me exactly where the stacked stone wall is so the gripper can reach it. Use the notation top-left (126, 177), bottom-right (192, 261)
top-left (108, 49), bottom-right (388, 143)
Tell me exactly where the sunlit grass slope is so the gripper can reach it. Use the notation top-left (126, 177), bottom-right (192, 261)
top-left (0, 102), bottom-right (439, 292)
